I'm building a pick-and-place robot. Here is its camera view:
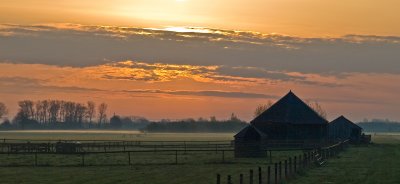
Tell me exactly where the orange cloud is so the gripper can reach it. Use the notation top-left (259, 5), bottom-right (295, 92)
top-left (1, 61), bottom-right (400, 121)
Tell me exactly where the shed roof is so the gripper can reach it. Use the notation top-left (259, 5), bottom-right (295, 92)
top-left (251, 91), bottom-right (328, 125)
top-left (234, 125), bottom-right (267, 138)
top-left (330, 115), bottom-right (362, 130)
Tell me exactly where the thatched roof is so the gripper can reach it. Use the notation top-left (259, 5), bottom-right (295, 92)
top-left (330, 115), bottom-right (362, 130)
top-left (251, 91), bottom-right (328, 125)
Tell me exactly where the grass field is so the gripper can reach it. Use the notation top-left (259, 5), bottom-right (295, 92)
top-left (290, 134), bottom-right (400, 184)
top-left (0, 132), bottom-right (399, 184)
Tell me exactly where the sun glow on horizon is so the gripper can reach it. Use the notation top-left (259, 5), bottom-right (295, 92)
top-left (161, 26), bottom-right (212, 33)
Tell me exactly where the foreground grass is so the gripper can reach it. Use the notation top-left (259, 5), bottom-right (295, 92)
top-left (290, 135), bottom-right (400, 184)
top-left (0, 132), bottom-right (298, 184)
top-left (0, 151), bottom-right (299, 184)
top-left (1, 132), bottom-right (400, 184)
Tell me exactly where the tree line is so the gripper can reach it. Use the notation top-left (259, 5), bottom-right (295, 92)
top-left (358, 119), bottom-right (400, 132)
top-left (143, 113), bottom-right (247, 133)
top-left (0, 101), bottom-right (246, 132)
top-left (0, 100), bottom-right (111, 129)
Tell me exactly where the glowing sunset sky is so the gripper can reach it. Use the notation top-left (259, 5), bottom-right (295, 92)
top-left (0, 1), bottom-right (400, 121)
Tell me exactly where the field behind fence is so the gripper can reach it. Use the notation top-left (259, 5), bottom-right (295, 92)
top-left (0, 138), bottom-right (310, 167)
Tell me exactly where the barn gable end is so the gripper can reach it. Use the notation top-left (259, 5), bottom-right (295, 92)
top-left (329, 116), bottom-right (362, 143)
top-left (234, 91), bottom-right (329, 157)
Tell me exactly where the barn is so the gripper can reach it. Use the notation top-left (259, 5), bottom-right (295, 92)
top-left (328, 116), bottom-right (362, 143)
top-left (234, 91), bottom-right (329, 157)
top-left (234, 125), bottom-right (268, 157)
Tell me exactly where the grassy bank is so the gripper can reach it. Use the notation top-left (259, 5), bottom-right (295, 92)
top-left (290, 134), bottom-right (400, 184)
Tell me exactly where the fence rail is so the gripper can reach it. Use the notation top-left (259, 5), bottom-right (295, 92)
top-left (0, 138), bottom-right (350, 170)
top-left (217, 140), bottom-right (350, 184)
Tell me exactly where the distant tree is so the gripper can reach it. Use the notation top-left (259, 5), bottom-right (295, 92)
top-left (98, 103), bottom-right (108, 126)
top-left (0, 119), bottom-right (11, 129)
top-left (254, 100), bottom-right (273, 118)
top-left (86, 101), bottom-right (96, 125)
top-left (110, 115), bottom-right (122, 128)
top-left (210, 116), bottom-right (217, 122)
top-left (18, 100), bottom-right (35, 120)
top-left (48, 100), bottom-right (61, 124)
top-left (306, 101), bottom-right (327, 119)
top-left (75, 103), bottom-right (87, 126)
top-left (0, 102), bottom-right (8, 119)
top-left (14, 102), bottom-right (40, 130)
top-left (230, 113), bottom-right (240, 122)
top-left (196, 117), bottom-right (207, 122)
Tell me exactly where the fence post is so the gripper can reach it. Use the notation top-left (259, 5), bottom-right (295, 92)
top-left (289, 157), bottom-right (292, 176)
top-left (175, 150), bottom-right (178, 165)
top-left (269, 150), bottom-right (272, 163)
top-left (267, 166), bottom-right (271, 184)
top-left (128, 152), bottom-right (131, 165)
top-left (240, 174), bottom-right (244, 184)
top-left (81, 153), bottom-right (85, 167)
top-left (279, 161), bottom-right (282, 181)
top-left (250, 169), bottom-right (254, 184)
top-left (184, 141), bottom-right (187, 154)
top-left (274, 163), bottom-right (278, 184)
top-left (294, 156), bottom-right (297, 173)
top-left (258, 167), bottom-right (262, 184)
top-left (222, 150), bottom-right (225, 163)
top-left (217, 174), bottom-right (221, 184)
top-left (227, 175), bottom-right (232, 184)
top-left (34, 152), bottom-right (38, 166)
top-left (284, 160), bottom-right (288, 179)
top-left (299, 155), bottom-right (302, 170)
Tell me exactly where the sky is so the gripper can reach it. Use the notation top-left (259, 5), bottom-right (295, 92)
top-left (0, 0), bottom-right (400, 121)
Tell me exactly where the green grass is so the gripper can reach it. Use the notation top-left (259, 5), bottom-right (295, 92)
top-left (0, 149), bottom-right (300, 184)
top-left (0, 131), bottom-right (301, 184)
top-left (0, 132), bottom-right (399, 184)
top-left (289, 134), bottom-right (400, 184)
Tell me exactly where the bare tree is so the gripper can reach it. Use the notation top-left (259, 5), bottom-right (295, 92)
top-left (75, 103), bottom-right (87, 125)
top-left (49, 100), bottom-right (61, 124)
top-left (18, 100), bottom-right (35, 120)
top-left (86, 101), bottom-right (96, 124)
top-left (306, 101), bottom-right (327, 119)
top-left (0, 102), bottom-right (8, 119)
top-left (98, 103), bottom-right (108, 126)
top-left (254, 100), bottom-right (273, 117)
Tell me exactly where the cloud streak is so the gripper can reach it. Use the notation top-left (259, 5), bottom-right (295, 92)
top-left (0, 76), bottom-right (276, 99)
top-left (0, 24), bottom-right (399, 74)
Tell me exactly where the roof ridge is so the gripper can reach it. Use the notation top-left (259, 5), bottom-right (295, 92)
top-left (251, 91), bottom-right (328, 125)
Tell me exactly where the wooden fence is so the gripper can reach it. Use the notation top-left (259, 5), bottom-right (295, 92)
top-left (216, 140), bottom-right (349, 184)
top-left (0, 138), bottom-right (233, 153)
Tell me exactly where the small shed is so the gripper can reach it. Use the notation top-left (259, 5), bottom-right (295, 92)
top-left (234, 125), bottom-right (267, 157)
top-left (329, 116), bottom-right (362, 143)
